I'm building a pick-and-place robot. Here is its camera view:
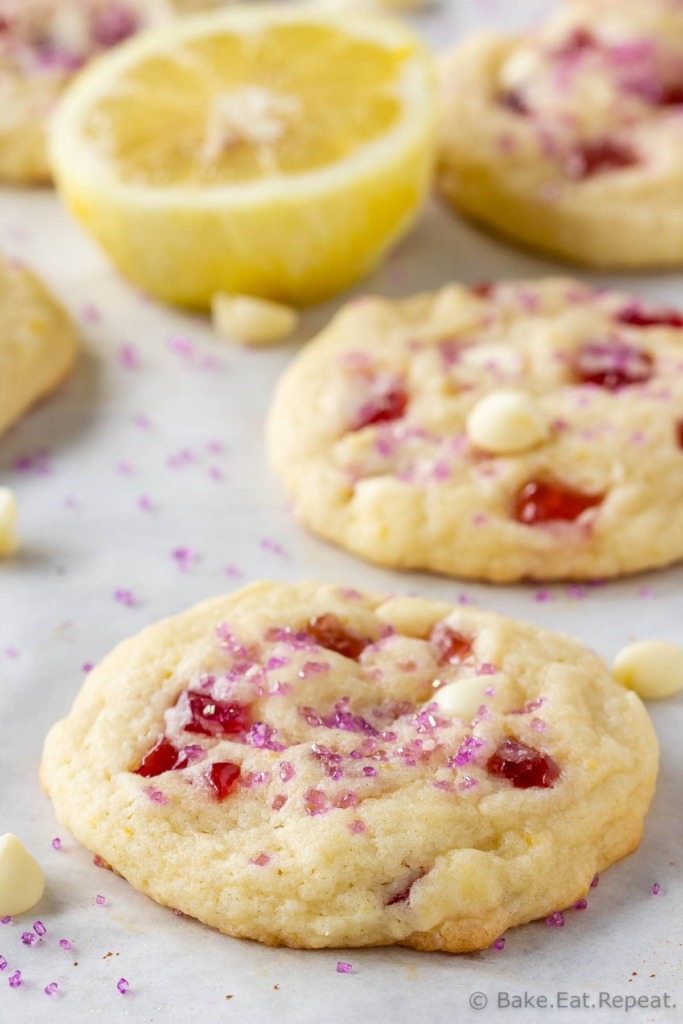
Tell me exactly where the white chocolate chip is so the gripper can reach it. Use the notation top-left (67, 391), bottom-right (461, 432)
top-left (466, 389), bottom-right (549, 455)
top-left (612, 640), bottom-right (683, 700)
top-left (211, 293), bottom-right (299, 347)
top-left (432, 675), bottom-right (502, 721)
top-left (0, 834), bottom-right (45, 917)
top-left (0, 487), bottom-right (18, 557)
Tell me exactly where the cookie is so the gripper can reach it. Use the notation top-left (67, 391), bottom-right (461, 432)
top-left (41, 580), bottom-right (657, 952)
top-left (0, 0), bottom-right (213, 184)
top-left (268, 278), bottom-right (683, 582)
top-left (0, 254), bottom-right (77, 438)
top-left (437, 1), bottom-right (683, 267)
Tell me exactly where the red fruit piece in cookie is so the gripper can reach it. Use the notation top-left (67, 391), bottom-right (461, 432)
top-left (352, 384), bottom-right (408, 431)
top-left (615, 305), bottom-right (683, 329)
top-left (306, 614), bottom-right (370, 661)
top-left (514, 481), bottom-right (602, 525)
top-left (135, 737), bottom-right (188, 778)
top-left (430, 622), bottom-right (472, 665)
top-left (205, 762), bottom-right (241, 800)
top-left (574, 339), bottom-right (653, 389)
top-left (183, 690), bottom-right (252, 737)
top-left (564, 140), bottom-right (638, 179)
top-left (486, 738), bottom-right (559, 789)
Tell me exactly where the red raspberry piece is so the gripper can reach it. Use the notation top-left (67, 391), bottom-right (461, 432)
top-left (205, 762), bottom-right (241, 800)
top-left (514, 480), bottom-right (602, 525)
top-left (486, 738), bottom-right (559, 789)
top-left (306, 614), bottom-right (370, 661)
top-left (573, 339), bottom-right (653, 390)
top-left (430, 622), bottom-right (472, 665)
top-left (183, 690), bottom-right (252, 737)
top-left (352, 385), bottom-right (408, 431)
top-left (134, 737), bottom-right (188, 778)
top-left (564, 140), bottom-right (638, 179)
top-left (615, 306), bottom-right (683, 329)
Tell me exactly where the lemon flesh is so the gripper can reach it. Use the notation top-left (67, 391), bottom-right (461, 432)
top-left (50, 7), bottom-right (436, 307)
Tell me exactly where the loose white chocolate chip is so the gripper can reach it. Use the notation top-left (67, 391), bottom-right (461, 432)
top-left (211, 293), bottom-right (299, 347)
top-left (466, 389), bottom-right (549, 455)
top-left (612, 640), bottom-right (683, 700)
top-left (0, 834), bottom-right (45, 916)
top-left (432, 675), bottom-right (502, 722)
top-left (0, 487), bottom-right (18, 557)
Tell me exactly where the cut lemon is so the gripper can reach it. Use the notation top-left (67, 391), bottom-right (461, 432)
top-left (49, 5), bottom-right (436, 308)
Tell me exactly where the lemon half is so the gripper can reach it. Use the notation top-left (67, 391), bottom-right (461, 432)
top-left (49, 5), bottom-right (436, 307)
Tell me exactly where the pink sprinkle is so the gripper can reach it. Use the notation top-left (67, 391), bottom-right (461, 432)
top-left (260, 537), bottom-right (287, 558)
top-left (534, 589), bottom-right (551, 603)
top-left (33, 921), bottom-right (46, 937)
top-left (8, 970), bottom-right (21, 988)
top-left (493, 937), bottom-right (506, 950)
top-left (114, 588), bottom-right (137, 607)
top-left (250, 852), bottom-right (271, 867)
top-left (118, 345), bottom-right (140, 369)
top-left (134, 414), bottom-right (152, 431)
top-left (116, 461), bottom-right (133, 476)
top-left (573, 898), bottom-right (588, 910)
top-left (169, 335), bottom-right (194, 357)
top-left (117, 978), bottom-right (129, 995)
top-left (651, 882), bottom-right (661, 895)
top-left (303, 787), bottom-right (331, 816)
top-left (336, 962), bottom-right (353, 974)
top-left (93, 855), bottom-right (106, 868)
top-left (143, 785), bottom-right (169, 805)
top-left (349, 820), bottom-right (365, 834)
top-left (52, 837), bottom-right (62, 850)
top-left (567, 584), bottom-right (587, 600)
top-left (224, 564), bottom-right (243, 579)
top-left (530, 717), bottom-right (546, 733)
top-left (638, 586), bottom-right (654, 599)
top-left (272, 795), bottom-right (287, 811)
top-left (362, 766), bottom-right (378, 778)
top-left (0, 956), bottom-right (6, 970)
top-left (44, 982), bottom-right (58, 996)
top-left (546, 911), bottom-right (565, 928)
top-left (0, 917), bottom-right (11, 925)
top-left (172, 547), bottom-right (198, 573)
top-left (82, 303), bottom-right (101, 323)
top-left (4, 647), bottom-right (19, 659)
top-left (59, 939), bottom-right (72, 951)
top-left (279, 761), bottom-right (295, 783)
top-left (590, 874), bottom-right (600, 889)
top-left (21, 931), bottom-right (36, 945)
top-left (95, 895), bottom-right (106, 906)
top-left (82, 662), bottom-right (94, 672)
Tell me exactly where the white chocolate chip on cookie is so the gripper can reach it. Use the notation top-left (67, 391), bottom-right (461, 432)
top-left (613, 641), bottom-right (683, 700)
top-left (0, 488), bottom-right (18, 557)
top-left (466, 390), bottom-right (549, 455)
top-left (432, 675), bottom-right (504, 722)
top-left (0, 834), bottom-right (45, 917)
top-left (211, 293), bottom-right (299, 347)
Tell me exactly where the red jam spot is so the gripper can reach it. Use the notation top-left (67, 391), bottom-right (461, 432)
top-left (498, 90), bottom-right (529, 116)
top-left (183, 691), bottom-right (252, 737)
top-left (430, 622), bottom-right (472, 665)
top-left (677, 421), bottom-right (683, 449)
top-left (514, 481), bottom-right (602, 525)
top-left (486, 739), bottom-right (560, 789)
top-left (574, 339), bottom-right (653, 390)
top-left (615, 306), bottom-right (683, 329)
top-left (564, 140), bottom-right (638, 180)
top-left (306, 615), bottom-right (370, 661)
top-left (134, 737), bottom-right (188, 778)
top-left (352, 385), bottom-right (408, 431)
top-left (471, 281), bottom-right (494, 298)
top-left (385, 869), bottom-right (426, 906)
top-left (556, 28), bottom-right (595, 55)
top-left (652, 83), bottom-right (683, 107)
top-left (205, 762), bottom-right (241, 800)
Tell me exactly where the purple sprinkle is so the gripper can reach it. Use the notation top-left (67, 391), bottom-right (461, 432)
top-left (52, 837), bottom-right (62, 850)
top-left (546, 911), bottom-right (565, 928)
top-left (117, 978), bottom-right (129, 995)
top-left (96, 895), bottom-right (106, 906)
top-left (59, 939), bottom-right (72, 951)
top-left (0, 917), bottom-right (11, 925)
top-left (348, 820), bottom-right (365, 834)
top-left (0, 956), bottom-right (6, 970)
top-left (573, 898), bottom-right (588, 911)
top-left (336, 961), bottom-right (353, 974)
top-left (590, 874), bottom-right (600, 889)
top-left (651, 882), bottom-right (661, 895)
top-left (44, 982), bottom-right (58, 996)
top-left (33, 921), bottom-right (46, 937)
top-left (493, 937), bottom-right (505, 950)
top-left (21, 931), bottom-right (36, 946)
top-left (279, 761), bottom-right (295, 783)
top-left (362, 766), bottom-right (378, 778)
top-left (250, 852), bottom-right (271, 867)
top-left (8, 970), bottom-right (21, 988)
top-left (113, 588), bottom-right (136, 607)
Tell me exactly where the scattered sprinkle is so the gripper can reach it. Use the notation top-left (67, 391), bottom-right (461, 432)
top-left (117, 978), bottom-right (129, 995)
top-left (651, 882), bottom-right (661, 895)
top-left (44, 982), bottom-right (58, 996)
top-left (0, 917), bottom-right (11, 925)
top-left (113, 588), bottom-right (137, 607)
top-left (336, 961), bottom-right (353, 974)
top-left (21, 931), bottom-right (37, 946)
top-left (250, 852), bottom-right (271, 867)
top-left (33, 921), bottom-right (46, 937)
top-left (0, 956), bottom-right (6, 970)
top-left (8, 970), bottom-right (21, 988)
top-left (95, 895), bottom-right (106, 906)
top-left (573, 898), bottom-right (588, 911)
top-left (590, 874), bottom-right (600, 889)
top-left (59, 939), bottom-right (73, 951)
top-left (52, 837), bottom-right (62, 850)
top-left (546, 911), bottom-right (565, 928)
top-left (493, 937), bottom-right (505, 950)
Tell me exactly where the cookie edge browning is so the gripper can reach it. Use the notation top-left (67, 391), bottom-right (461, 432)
top-left (40, 581), bottom-right (659, 952)
top-left (437, 35), bottom-right (683, 269)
